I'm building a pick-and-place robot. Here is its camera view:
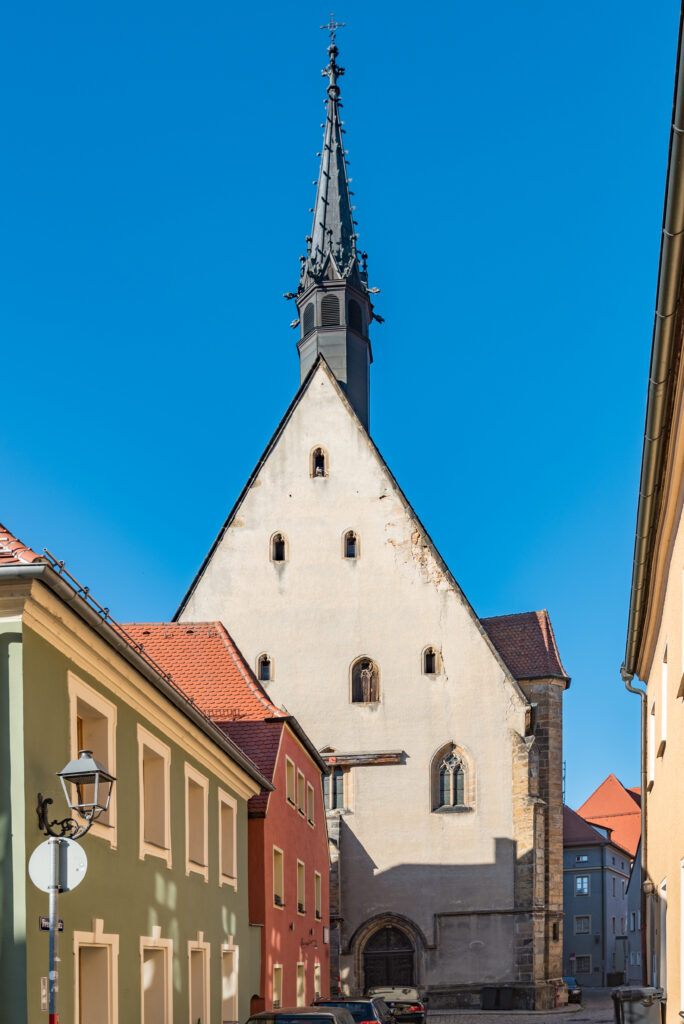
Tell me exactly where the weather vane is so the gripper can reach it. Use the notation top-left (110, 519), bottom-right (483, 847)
top-left (320, 13), bottom-right (346, 45)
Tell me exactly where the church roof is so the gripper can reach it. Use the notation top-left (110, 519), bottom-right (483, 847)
top-left (0, 522), bottom-right (46, 565)
top-left (577, 774), bottom-right (641, 856)
top-left (122, 621), bottom-right (285, 722)
top-left (480, 609), bottom-right (570, 683)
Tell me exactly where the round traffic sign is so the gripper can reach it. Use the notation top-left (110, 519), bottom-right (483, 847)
top-left (28, 838), bottom-right (88, 893)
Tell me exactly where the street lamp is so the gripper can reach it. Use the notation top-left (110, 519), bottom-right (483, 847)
top-left (37, 749), bottom-right (116, 839)
top-left (32, 750), bottom-right (116, 1024)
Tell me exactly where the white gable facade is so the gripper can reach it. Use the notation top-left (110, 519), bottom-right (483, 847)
top-left (178, 360), bottom-right (567, 1009)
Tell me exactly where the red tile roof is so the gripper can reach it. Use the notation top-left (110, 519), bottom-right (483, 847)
top-left (577, 774), bottom-right (641, 857)
top-left (0, 523), bottom-right (45, 565)
top-left (481, 609), bottom-right (569, 682)
top-left (122, 622), bottom-right (286, 723)
top-left (222, 720), bottom-right (285, 815)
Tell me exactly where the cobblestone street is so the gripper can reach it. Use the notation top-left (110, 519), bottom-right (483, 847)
top-left (427, 988), bottom-right (614, 1024)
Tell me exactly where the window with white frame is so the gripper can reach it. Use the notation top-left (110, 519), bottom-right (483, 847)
top-left (185, 763), bottom-right (208, 878)
top-left (272, 965), bottom-right (283, 1009)
top-left (649, 703), bottom-right (656, 785)
top-left (315, 871), bottom-right (322, 920)
top-left (574, 915), bottom-right (590, 934)
top-left (575, 874), bottom-right (590, 896)
top-left (307, 782), bottom-right (315, 826)
top-left (296, 962), bottom-right (306, 1006)
top-left (68, 674), bottom-right (117, 844)
top-left (219, 789), bottom-right (237, 887)
top-left (221, 943), bottom-right (238, 1024)
top-left (138, 726), bottom-right (171, 866)
top-left (324, 767), bottom-right (346, 811)
top-left (297, 860), bottom-right (306, 914)
top-left (314, 962), bottom-right (322, 999)
top-left (140, 929), bottom-right (172, 1024)
top-left (297, 771), bottom-right (306, 815)
top-left (273, 847), bottom-right (284, 907)
top-left (188, 935), bottom-right (210, 1024)
top-left (74, 918), bottom-right (119, 1024)
top-left (286, 758), bottom-right (296, 806)
top-left (660, 878), bottom-right (668, 994)
top-left (575, 955), bottom-right (591, 974)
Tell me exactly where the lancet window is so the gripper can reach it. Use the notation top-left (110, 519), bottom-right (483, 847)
top-left (344, 530), bottom-right (358, 559)
top-left (271, 533), bottom-right (287, 562)
top-left (351, 657), bottom-right (379, 704)
top-left (310, 447), bottom-right (328, 478)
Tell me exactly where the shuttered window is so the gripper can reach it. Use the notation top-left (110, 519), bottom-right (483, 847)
top-left (321, 294), bottom-right (340, 326)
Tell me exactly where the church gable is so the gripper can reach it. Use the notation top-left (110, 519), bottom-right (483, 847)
top-left (178, 357), bottom-right (523, 702)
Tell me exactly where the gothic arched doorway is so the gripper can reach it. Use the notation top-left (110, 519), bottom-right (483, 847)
top-left (363, 926), bottom-right (415, 988)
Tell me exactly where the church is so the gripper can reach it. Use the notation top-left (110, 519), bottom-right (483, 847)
top-left (175, 27), bottom-right (570, 1011)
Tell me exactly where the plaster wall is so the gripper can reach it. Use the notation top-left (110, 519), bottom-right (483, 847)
top-left (641, 497), bottom-right (684, 1021)
top-left (181, 365), bottom-right (531, 990)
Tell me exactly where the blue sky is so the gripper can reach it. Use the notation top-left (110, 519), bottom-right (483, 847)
top-left (2, 1), bottom-right (679, 809)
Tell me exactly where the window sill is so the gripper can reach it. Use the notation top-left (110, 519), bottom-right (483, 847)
top-left (647, 779), bottom-right (654, 792)
top-left (308, 818), bottom-right (315, 828)
top-left (351, 701), bottom-right (380, 707)
top-left (432, 805), bottom-right (473, 814)
top-left (287, 798), bottom-right (296, 807)
top-left (298, 808), bottom-right (306, 817)
top-left (140, 841), bottom-right (172, 868)
top-left (273, 899), bottom-right (285, 910)
top-left (657, 739), bottom-right (666, 758)
top-left (186, 860), bottom-right (209, 882)
top-left (220, 873), bottom-right (238, 890)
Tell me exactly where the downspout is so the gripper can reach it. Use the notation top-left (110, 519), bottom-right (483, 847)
top-left (621, 666), bottom-right (649, 986)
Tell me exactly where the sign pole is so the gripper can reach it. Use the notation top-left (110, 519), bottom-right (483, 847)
top-left (48, 836), bottom-right (61, 1024)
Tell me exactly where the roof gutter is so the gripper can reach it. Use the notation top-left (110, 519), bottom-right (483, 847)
top-left (2, 563), bottom-right (273, 793)
top-left (624, 9), bottom-right (684, 676)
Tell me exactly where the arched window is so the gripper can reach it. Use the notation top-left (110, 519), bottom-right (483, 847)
top-left (351, 657), bottom-right (379, 704)
top-left (303, 303), bottom-right (315, 336)
top-left (258, 654), bottom-right (273, 682)
top-left (431, 743), bottom-right (473, 811)
top-left (310, 446), bottom-right (328, 478)
top-left (423, 646), bottom-right (438, 674)
top-left (344, 530), bottom-right (358, 559)
top-left (348, 299), bottom-right (363, 333)
top-left (439, 753), bottom-right (465, 807)
top-left (271, 533), bottom-right (287, 562)
top-left (321, 294), bottom-right (340, 327)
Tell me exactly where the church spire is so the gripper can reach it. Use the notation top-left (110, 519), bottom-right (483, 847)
top-left (290, 18), bottom-right (378, 431)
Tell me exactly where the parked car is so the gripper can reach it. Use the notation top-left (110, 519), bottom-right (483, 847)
top-left (313, 997), bottom-right (395, 1024)
top-left (246, 1007), bottom-right (357, 1024)
top-left (563, 977), bottom-right (582, 1004)
top-left (366, 988), bottom-right (425, 1024)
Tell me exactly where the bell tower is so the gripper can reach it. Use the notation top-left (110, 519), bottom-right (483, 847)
top-left (290, 22), bottom-right (380, 431)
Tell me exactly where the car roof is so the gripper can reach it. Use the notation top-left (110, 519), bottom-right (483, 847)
top-left (249, 1009), bottom-right (356, 1021)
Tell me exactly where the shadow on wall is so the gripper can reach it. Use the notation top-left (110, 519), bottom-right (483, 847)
top-left (339, 823), bottom-right (523, 987)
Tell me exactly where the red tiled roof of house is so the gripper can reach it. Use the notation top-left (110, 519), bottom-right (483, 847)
top-left (0, 523), bottom-right (45, 565)
top-left (122, 622), bottom-right (285, 723)
top-left (577, 774), bottom-right (641, 857)
top-left (481, 609), bottom-right (569, 682)
top-left (563, 805), bottom-right (607, 846)
top-left (222, 720), bottom-right (285, 815)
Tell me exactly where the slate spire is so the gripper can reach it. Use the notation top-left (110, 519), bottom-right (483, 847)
top-left (306, 40), bottom-right (359, 284)
top-left (290, 24), bottom-right (378, 432)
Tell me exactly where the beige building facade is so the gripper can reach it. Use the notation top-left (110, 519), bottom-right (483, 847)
top-left (622, 11), bottom-right (684, 1022)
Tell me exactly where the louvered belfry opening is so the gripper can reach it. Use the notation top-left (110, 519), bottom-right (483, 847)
top-left (321, 294), bottom-right (340, 327)
top-left (303, 303), bottom-right (315, 336)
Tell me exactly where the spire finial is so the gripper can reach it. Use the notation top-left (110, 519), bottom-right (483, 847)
top-left (320, 13), bottom-right (346, 45)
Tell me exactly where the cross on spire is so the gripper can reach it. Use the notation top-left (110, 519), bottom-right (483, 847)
top-left (320, 13), bottom-right (346, 45)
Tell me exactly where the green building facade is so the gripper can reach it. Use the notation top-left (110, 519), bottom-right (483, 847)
top-left (0, 551), bottom-right (270, 1024)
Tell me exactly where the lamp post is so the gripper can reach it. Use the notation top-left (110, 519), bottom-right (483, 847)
top-left (34, 750), bottom-right (116, 1024)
